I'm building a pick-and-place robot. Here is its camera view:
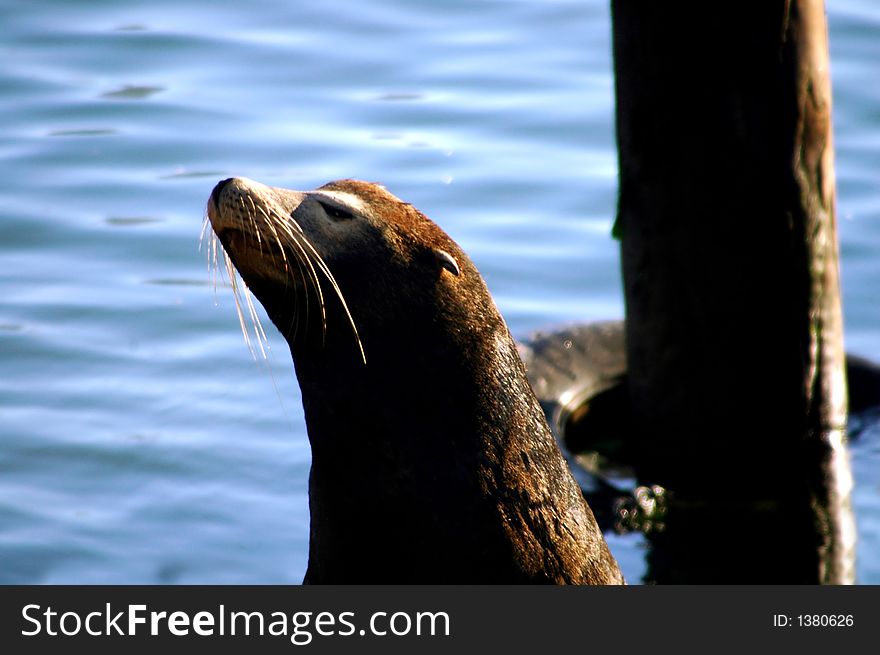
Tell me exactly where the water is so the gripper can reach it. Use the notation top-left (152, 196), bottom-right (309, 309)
top-left (1, 0), bottom-right (878, 584)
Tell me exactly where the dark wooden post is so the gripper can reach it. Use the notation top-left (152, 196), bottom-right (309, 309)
top-left (611, 0), bottom-right (855, 582)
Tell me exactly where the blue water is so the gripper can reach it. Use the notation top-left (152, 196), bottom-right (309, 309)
top-left (1, 0), bottom-right (878, 584)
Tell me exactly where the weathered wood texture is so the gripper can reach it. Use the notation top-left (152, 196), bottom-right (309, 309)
top-left (612, 0), bottom-right (855, 583)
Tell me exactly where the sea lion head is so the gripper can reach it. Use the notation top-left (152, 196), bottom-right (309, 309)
top-left (205, 177), bottom-right (483, 363)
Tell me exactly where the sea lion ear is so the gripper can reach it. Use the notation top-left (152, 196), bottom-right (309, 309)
top-left (433, 248), bottom-right (460, 277)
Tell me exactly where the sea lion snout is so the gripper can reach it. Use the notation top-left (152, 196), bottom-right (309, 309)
top-left (210, 177), bottom-right (234, 209)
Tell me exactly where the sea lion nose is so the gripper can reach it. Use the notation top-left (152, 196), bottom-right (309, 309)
top-left (211, 178), bottom-right (235, 207)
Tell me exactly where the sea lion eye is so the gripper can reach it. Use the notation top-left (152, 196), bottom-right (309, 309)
top-left (317, 201), bottom-right (355, 221)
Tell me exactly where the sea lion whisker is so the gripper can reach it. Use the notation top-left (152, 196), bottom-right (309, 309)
top-left (286, 234), bottom-right (316, 342)
top-left (287, 243), bottom-right (308, 343)
top-left (223, 251), bottom-right (257, 357)
top-left (243, 204), bottom-right (317, 344)
top-left (215, 221), bottom-right (270, 361)
top-left (282, 223), bottom-right (327, 339)
top-left (256, 205), bottom-right (293, 275)
top-left (214, 197), bottom-right (271, 358)
top-left (198, 212), bottom-right (212, 249)
top-left (275, 227), bottom-right (310, 342)
top-left (244, 196), bottom-right (269, 256)
top-left (266, 207), bottom-right (333, 347)
top-left (259, 208), bottom-right (317, 344)
top-left (199, 212), bottom-right (220, 297)
top-left (198, 212), bottom-right (217, 275)
top-left (249, 212), bottom-right (264, 255)
top-left (213, 233), bottom-right (224, 297)
top-left (244, 280), bottom-right (271, 359)
top-left (291, 225), bottom-right (366, 364)
top-left (260, 208), bottom-right (323, 314)
top-left (209, 233), bottom-right (220, 298)
top-left (247, 198), bottom-right (270, 265)
top-left (236, 195), bottom-right (263, 261)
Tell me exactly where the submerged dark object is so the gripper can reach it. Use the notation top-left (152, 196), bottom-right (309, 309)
top-left (521, 320), bottom-right (880, 445)
top-left (522, 320), bottom-right (878, 582)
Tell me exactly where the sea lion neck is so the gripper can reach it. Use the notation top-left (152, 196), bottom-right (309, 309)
top-left (288, 272), bottom-right (510, 455)
top-left (295, 300), bottom-right (553, 583)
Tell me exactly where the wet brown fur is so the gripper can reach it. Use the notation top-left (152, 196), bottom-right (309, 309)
top-left (207, 178), bottom-right (624, 584)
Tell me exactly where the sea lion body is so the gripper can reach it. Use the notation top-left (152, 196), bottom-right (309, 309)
top-left (206, 177), bottom-right (623, 584)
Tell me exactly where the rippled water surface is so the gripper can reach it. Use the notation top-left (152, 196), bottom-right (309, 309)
top-left (1, 0), bottom-right (878, 583)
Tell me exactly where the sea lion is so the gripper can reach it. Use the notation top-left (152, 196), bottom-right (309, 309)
top-left (205, 176), bottom-right (624, 584)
